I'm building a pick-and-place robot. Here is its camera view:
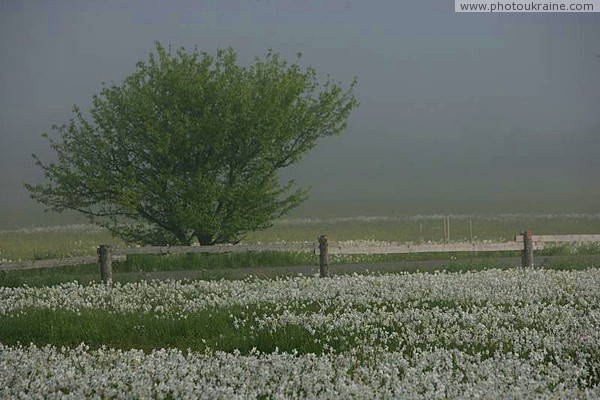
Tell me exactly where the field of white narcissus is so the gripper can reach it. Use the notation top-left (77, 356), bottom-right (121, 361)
top-left (1, 268), bottom-right (600, 399)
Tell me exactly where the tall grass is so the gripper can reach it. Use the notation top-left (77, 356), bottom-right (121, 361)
top-left (1, 214), bottom-right (599, 288)
top-left (0, 307), bottom-right (324, 355)
top-left (1, 251), bottom-right (599, 287)
top-left (2, 263), bottom-right (600, 354)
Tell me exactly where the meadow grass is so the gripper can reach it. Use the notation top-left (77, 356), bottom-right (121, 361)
top-left (2, 268), bottom-right (600, 397)
top-left (246, 214), bottom-right (600, 243)
top-left (2, 214), bottom-right (599, 262)
top-left (0, 307), bottom-right (325, 355)
top-left (1, 249), bottom-right (598, 288)
top-left (2, 307), bottom-right (570, 359)
top-left (1, 213), bottom-right (599, 398)
top-left (0, 225), bottom-right (119, 262)
top-left (2, 264), bottom-right (600, 356)
top-left (0, 304), bottom-right (516, 356)
top-left (1, 214), bottom-right (599, 287)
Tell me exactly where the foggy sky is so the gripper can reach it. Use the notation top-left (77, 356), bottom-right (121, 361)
top-left (1, 1), bottom-right (599, 225)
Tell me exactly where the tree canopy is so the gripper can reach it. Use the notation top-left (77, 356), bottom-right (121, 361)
top-left (26, 42), bottom-right (358, 245)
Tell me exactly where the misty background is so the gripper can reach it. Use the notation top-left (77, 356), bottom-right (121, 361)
top-left (1, 1), bottom-right (599, 228)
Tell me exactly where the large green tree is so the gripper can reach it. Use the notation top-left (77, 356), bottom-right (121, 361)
top-left (26, 43), bottom-right (358, 245)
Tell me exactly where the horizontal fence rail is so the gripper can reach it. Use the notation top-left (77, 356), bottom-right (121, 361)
top-left (326, 242), bottom-right (524, 255)
top-left (0, 255), bottom-right (127, 272)
top-left (1, 232), bottom-right (599, 282)
top-left (514, 234), bottom-right (600, 243)
top-left (113, 243), bottom-right (317, 256)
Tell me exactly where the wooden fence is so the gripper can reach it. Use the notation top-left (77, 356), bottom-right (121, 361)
top-left (1, 231), bottom-right (599, 284)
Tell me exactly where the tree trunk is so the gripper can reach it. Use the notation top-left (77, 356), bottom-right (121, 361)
top-left (195, 232), bottom-right (213, 246)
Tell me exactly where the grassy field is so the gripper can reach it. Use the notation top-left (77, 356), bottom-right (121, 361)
top-left (1, 269), bottom-right (599, 397)
top-left (2, 245), bottom-right (600, 288)
top-left (3, 268), bottom-right (598, 354)
top-left (1, 213), bottom-right (599, 287)
top-left (247, 213), bottom-right (600, 243)
top-left (2, 214), bottom-right (600, 397)
top-left (2, 213), bottom-right (600, 262)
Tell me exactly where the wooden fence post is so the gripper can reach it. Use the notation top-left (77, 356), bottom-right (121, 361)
top-left (443, 217), bottom-right (450, 243)
top-left (522, 230), bottom-right (533, 268)
top-left (98, 245), bottom-right (113, 285)
top-left (443, 218), bottom-right (447, 243)
top-left (469, 218), bottom-right (473, 243)
top-left (319, 235), bottom-right (329, 278)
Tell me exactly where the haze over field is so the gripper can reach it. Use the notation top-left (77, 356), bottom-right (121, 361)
top-left (1, 1), bottom-right (599, 227)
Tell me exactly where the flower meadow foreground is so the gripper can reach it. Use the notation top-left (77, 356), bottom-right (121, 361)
top-left (1, 268), bottom-right (600, 398)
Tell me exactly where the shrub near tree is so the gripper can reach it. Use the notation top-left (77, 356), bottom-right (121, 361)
top-left (26, 42), bottom-right (358, 245)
